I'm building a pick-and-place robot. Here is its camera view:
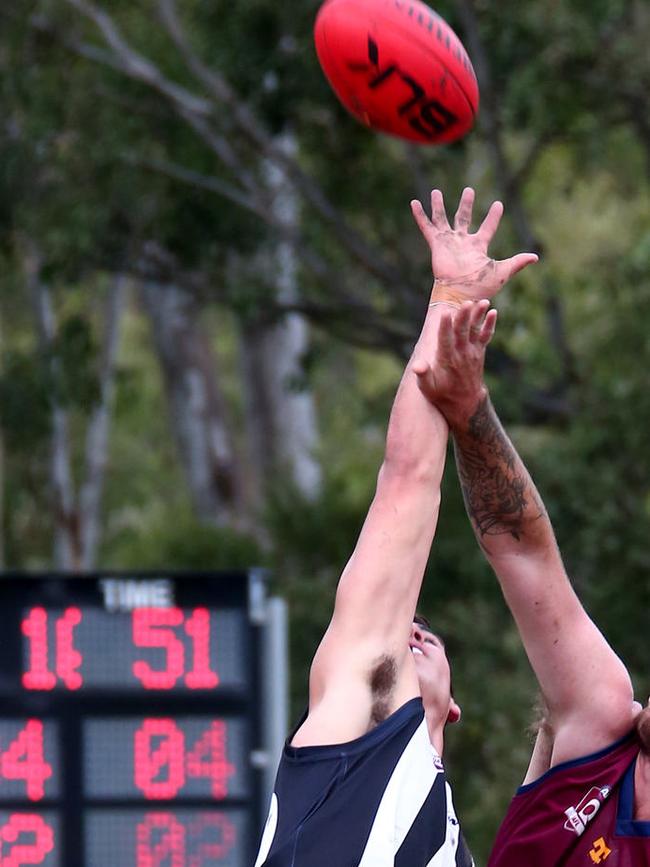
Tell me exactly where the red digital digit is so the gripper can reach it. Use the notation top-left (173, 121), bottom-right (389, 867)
top-left (132, 609), bottom-right (185, 689)
top-left (136, 813), bottom-right (185, 867)
top-left (54, 608), bottom-right (82, 690)
top-left (0, 722), bottom-right (52, 802)
top-left (135, 720), bottom-right (185, 800)
top-left (22, 608), bottom-right (83, 692)
top-left (21, 610), bottom-right (55, 691)
top-left (186, 722), bottom-right (235, 799)
top-left (188, 814), bottom-right (236, 866)
top-left (184, 609), bottom-right (219, 689)
top-left (0, 814), bottom-right (54, 867)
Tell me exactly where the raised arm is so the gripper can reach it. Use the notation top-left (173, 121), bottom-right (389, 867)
top-left (415, 306), bottom-right (638, 771)
top-left (293, 189), bottom-right (537, 748)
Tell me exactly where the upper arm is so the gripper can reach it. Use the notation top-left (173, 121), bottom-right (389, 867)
top-left (298, 464), bottom-right (444, 740)
top-left (330, 468), bottom-right (442, 644)
top-left (491, 546), bottom-right (636, 760)
top-left (292, 338), bottom-right (450, 745)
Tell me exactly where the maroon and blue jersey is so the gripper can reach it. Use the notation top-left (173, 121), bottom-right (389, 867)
top-left (488, 732), bottom-right (650, 866)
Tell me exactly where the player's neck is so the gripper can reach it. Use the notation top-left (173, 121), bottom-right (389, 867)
top-left (425, 714), bottom-right (445, 756)
top-left (633, 752), bottom-right (650, 820)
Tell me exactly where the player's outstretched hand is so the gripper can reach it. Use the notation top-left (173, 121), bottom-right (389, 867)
top-left (411, 187), bottom-right (538, 302)
top-left (413, 299), bottom-right (496, 425)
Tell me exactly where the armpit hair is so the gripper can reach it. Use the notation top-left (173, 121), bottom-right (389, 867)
top-left (636, 706), bottom-right (650, 755)
top-left (527, 693), bottom-right (553, 742)
top-left (369, 654), bottom-right (397, 727)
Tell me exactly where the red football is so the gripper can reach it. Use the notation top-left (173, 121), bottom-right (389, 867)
top-left (314, 0), bottom-right (479, 144)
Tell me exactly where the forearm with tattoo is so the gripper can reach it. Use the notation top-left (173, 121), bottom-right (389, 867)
top-left (451, 395), bottom-right (546, 545)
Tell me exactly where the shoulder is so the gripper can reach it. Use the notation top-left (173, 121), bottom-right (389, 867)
top-left (549, 701), bottom-right (639, 772)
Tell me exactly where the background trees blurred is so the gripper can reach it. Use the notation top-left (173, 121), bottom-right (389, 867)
top-left (1, 0), bottom-right (649, 860)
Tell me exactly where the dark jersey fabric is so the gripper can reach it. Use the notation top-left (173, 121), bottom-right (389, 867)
top-left (488, 731), bottom-right (650, 867)
top-left (254, 697), bottom-right (474, 867)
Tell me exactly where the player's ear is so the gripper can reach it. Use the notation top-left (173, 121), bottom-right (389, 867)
top-left (447, 698), bottom-right (461, 725)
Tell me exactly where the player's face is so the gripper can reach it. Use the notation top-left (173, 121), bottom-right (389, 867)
top-left (409, 622), bottom-right (461, 725)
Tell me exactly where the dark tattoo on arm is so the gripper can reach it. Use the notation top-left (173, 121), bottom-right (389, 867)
top-left (453, 396), bottom-right (545, 541)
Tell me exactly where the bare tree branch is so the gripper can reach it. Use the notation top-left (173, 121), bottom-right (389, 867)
top-left (38, 0), bottom-right (418, 303)
top-left (453, 0), bottom-right (576, 391)
top-left (132, 240), bottom-right (573, 421)
top-left (267, 298), bottom-right (415, 355)
top-left (155, 0), bottom-right (414, 294)
top-left (30, 14), bottom-right (125, 70)
top-left (127, 156), bottom-right (405, 324)
top-left (135, 233), bottom-right (414, 354)
top-left (123, 154), bottom-right (262, 214)
top-left (46, 1), bottom-right (260, 193)
top-left (63, 0), bottom-right (213, 116)
top-left (171, 104), bottom-right (261, 195)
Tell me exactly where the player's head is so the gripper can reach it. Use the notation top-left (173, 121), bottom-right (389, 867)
top-left (410, 614), bottom-right (461, 726)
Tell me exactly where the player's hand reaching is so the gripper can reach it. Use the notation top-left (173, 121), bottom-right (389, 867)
top-left (413, 299), bottom-right (496, 425)
top-left (411, 187), bottom-right (538, 302)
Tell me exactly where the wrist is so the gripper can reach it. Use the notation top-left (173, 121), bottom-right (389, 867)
top-left (430, 261), bottom-right (497, 301)
top-left (438, 386), bottom-right (489, 432)
top-left (429, 285), bottom-right (468, 306)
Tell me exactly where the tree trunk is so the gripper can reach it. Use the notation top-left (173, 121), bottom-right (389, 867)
top-left (239, 133), bottom-right (322, 502)
top-left (26, 258), bottom-right (79, 569)
top-left (22, 241), bottom-right (127, 569)
top-left (139, 280), bottom-right (251, 530)
top-left (78, 274), bottom-right (127, 569)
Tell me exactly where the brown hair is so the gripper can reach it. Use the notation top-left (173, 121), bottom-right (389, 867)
top-left (413, 613), bottom-right (434, 633)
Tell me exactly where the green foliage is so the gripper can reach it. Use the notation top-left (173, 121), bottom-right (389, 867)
top-left (103, 504), bottom-right (264, 571)
top-left (0, 348), bottom-right (52, 450)
top-left (49, 314), bottom-right (101, 407)
top-left (0, 311), bottom-right (100, 450)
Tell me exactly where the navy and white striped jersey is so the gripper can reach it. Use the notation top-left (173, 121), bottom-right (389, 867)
top-left (254, 697), bottom-right (474, 867)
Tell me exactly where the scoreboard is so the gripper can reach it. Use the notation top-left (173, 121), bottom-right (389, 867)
top-left (0, 572), bottom-right (286, 867)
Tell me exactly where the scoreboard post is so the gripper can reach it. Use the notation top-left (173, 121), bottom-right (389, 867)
top-left (0, 571), bottom-right (287, 867)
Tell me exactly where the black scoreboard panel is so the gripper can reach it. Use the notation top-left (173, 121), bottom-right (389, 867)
top-left (0, 573), bottom-right (264, 867)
